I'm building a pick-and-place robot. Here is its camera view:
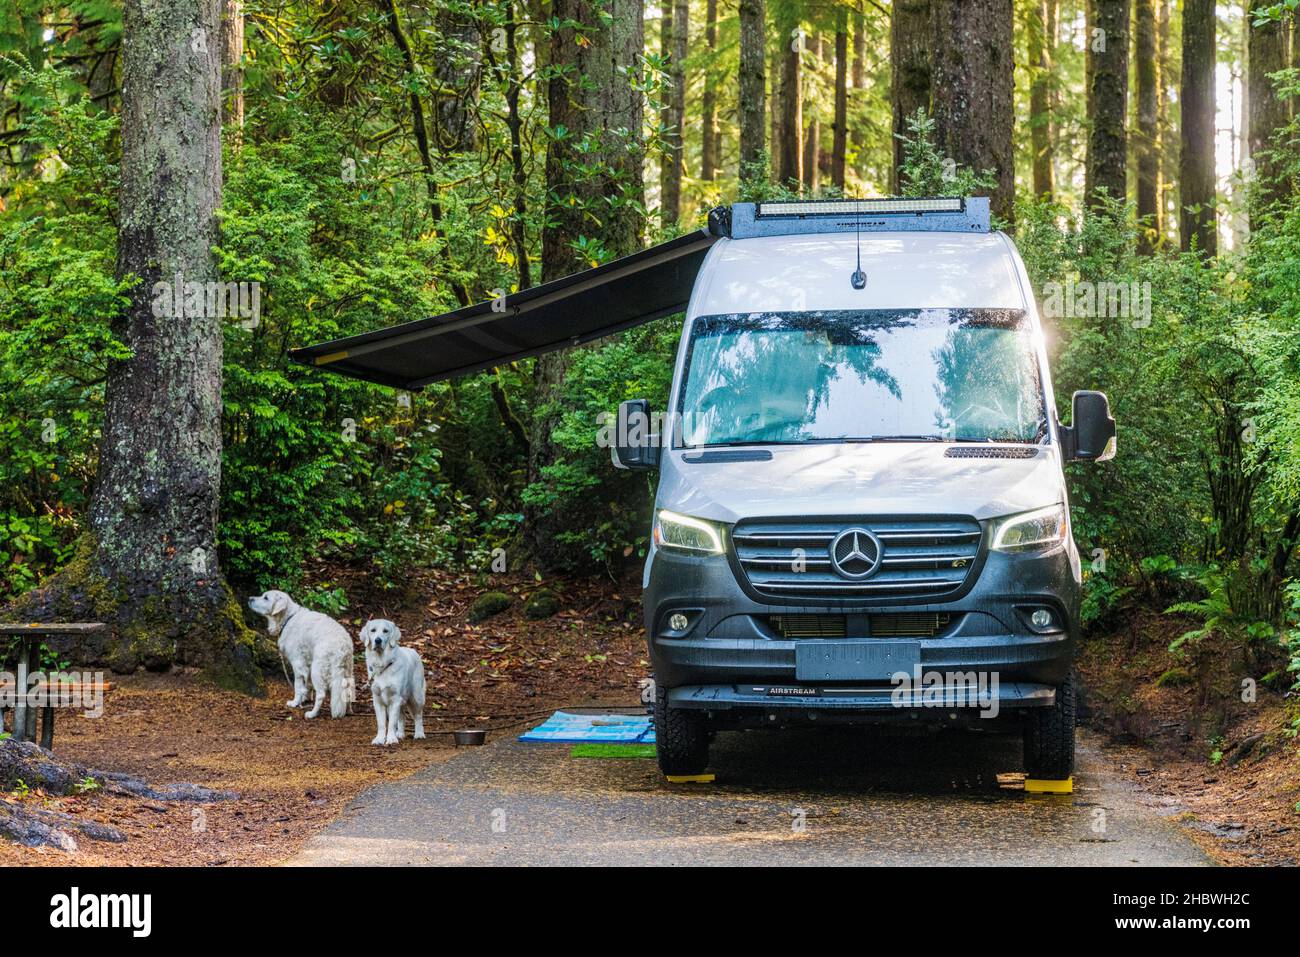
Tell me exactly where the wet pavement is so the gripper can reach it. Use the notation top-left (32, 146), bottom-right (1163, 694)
top-left (290, 723), bottom-right (1211, 866)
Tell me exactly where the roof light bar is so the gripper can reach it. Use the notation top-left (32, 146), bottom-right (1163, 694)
top-left (756, 197), bottom-right (965, 218)
top-left (723, 197), bottom-right (990, 238)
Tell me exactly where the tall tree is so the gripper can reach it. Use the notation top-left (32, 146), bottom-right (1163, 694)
top-left (890, 0), bottom-right (931, 192)
top-left (832, 8), bottom-right (848, 189)
top-left (1084, 0), bottom-right (1131, 209)
top-left (660, 0), bottom-right (687, 224)
top-left (528, 0), bottom-right (645, 569)
top-left (9, 0), bottom-right (260, 689)
top-left (738, 0), bottom-right (767, 175)
top-left (1158, 0), bottom-right (1177, 238)
top-left (221, 0), bottom-right (244, 128)
top-left (1135, 0), bottom-right (1159, 249)
top-left (929, 0), bottom-right (1014, 221)
top-left (803, 33), bottom-right (821, 191)
top-left (777, 0), bottom-right (803, 185)
top-left (1180, 0), bottom-right (1216, 254)
top-left (701, 0), bottom-right (720, 181)
top-left (1028, 0), bottom-right (1055, 200)
top-left (852, 8), bottom-right (866, 89)
top-left (1247, 0), bottom-right (1289, 206)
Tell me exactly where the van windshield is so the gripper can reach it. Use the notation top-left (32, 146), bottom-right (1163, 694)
top-left (677, 309), bottom-right (1046, 447)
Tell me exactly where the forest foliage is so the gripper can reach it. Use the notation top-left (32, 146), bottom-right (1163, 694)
top-left (0, 0), bottom-right (1298, 693)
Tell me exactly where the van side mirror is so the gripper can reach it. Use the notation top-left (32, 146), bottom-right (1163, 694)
top-left (1060, 390), bottom-right (1116, 462)
top-left (610, 399), bottom-right (661, 471)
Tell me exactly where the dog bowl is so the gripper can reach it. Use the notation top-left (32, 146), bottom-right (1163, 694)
top-left (453, 728), bottom-right (487, 747)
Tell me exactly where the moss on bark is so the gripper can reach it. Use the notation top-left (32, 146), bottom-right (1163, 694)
top-left (2, 534), bottom-right (265, 695)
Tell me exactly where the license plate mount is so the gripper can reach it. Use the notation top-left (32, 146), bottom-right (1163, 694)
top-left (794, 640), bottom-right (921, 682)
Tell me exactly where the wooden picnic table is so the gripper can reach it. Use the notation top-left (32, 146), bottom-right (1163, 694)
top-left (1, 623), bottom-right (106, 749)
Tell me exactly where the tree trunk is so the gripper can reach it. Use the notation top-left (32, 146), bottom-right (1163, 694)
top-left (832, 11), bottom-right (848, 190)
top-left (890, 0), bottom-right (931, 193)
top-left (221, 0), bottom-right (244, 129)
top-left (1028, 0), bottom-right (1055, 201)
top-left (701, 0), bottom-right (720, 181)
top-left (660, 0), bottom-right (686, 225)
top-left (738, 0), bottom-right (767, 176)
top-left (1179, 0), bottom-right (1216, 255)
top-left (1158, 0), bottom-right (1176, 240)
top-left (852, 9), bottom-right (866, 89)
top-left (1247, 0), bottom-right (1289, 208)
top-left (929, 0), bottom-right (1014, 223)
top-left (1135, 0), bottom-right (1159, 249)
top-left (803, 34), bottom-right (821, 192)
top-left (527, 0), bottom-right (645, 570)
top-left (770, 42), bottom-right (782, 167)
top-left (777, 3), bottom-right (803, 186)
top-left (1085, 0), bottom-right (1130, 210)
top-left (4, 0), bottom-right (261, 690)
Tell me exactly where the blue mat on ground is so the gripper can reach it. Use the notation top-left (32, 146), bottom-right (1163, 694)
top-left (519, 710), bottom-right (655, 744)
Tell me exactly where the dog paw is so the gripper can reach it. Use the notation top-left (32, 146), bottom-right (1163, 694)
top-left (383, 735), bottom-right (399, 746)
top-left (286, 700), bottom-right (301, 708)
top-left (414, 730), bottom-right (426, 740)
top-left (305, 710), bottom-right (320, 719)
top-left (371, 736), bottom-right (385, 746)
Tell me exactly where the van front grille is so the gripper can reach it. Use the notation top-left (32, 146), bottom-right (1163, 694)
top-left (769, 615), bottom-right (847, 638)
top-left (733, 517), bottom-right (981, 601)
top-left (870, 613), bottom-right (953, 638)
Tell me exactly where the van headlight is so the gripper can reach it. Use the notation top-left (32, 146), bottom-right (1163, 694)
top-left (654, 509), bottom-right (725, 554)
top-left (989, 505), bottom-right (1068, 552)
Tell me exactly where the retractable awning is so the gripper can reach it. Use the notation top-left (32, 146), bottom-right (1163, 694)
top-left (289, 226), bottom-right (720, 390)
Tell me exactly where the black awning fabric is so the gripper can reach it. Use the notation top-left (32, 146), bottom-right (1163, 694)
top-left (289, 227), bottom-right (718, 389)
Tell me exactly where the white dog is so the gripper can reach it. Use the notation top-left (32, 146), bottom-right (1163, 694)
top-left (248, 590), bottom-right (356, 719)
top-left (360, 619), bottom-right (425, 746)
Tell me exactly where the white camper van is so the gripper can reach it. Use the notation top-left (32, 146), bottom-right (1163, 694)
top-left (295, 197), bottom-right (1116, 781)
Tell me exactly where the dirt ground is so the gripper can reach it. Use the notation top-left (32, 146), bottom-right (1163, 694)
top-left (1077, 606), bottom-right (1300, 866)
top-left (3, 573), bottom-right (1297, 866)
top-left (0, 571), bottom-right (647, 866)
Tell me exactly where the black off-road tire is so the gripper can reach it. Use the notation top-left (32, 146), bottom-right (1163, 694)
top-left (1023, 674), bottom-right (1076, 780)
top-left (654, 683), bottom-right (709, 776)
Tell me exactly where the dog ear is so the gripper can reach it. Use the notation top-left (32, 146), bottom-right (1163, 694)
top-left (388, 622), bottom-right (402, 646)
top-left (271, 592), bottom-right (289, 616)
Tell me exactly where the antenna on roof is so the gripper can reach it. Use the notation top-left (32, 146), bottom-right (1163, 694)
top-left (850, 200), bottom-right (867, 290)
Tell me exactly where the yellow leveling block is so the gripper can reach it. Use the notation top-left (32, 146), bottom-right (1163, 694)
top-left (1024, 777), bottom-right (1073, 794)
top-left (665, 773), bottom-right (716, 784)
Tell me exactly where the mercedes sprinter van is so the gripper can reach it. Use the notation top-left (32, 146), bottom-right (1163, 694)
top-left (611, 198), bottom-right (1116, 779)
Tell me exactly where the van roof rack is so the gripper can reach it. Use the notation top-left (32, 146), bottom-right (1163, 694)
top-left (713, 196), bottom-right (990, 239)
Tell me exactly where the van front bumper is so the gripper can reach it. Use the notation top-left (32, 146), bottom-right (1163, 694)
top-left (644, 534), bottom-right (1081, 699)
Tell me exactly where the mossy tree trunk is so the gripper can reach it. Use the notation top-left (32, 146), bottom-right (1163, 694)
top-left (1084, 0), bottom-right (1130, 210)
top-left (660, 0), bottom-right (687, 226)
top-left (929, 0), bottom-right (1015, 223)
top-left (701, 0), bottom-right (720, 182)
top-left (1246, 0), bottom-right (1289, 213)
top-left (6, 0), bottom-right (262, 693)
top-left (890, 0), bottom-right (931, 193)
top-left (1179, 0), bottom-right (1216, 255)
top-left (1135, 0), bottom-right (1160, 251)
top-left (776, 0), bottom-right (803, 186)
top-left (737, 0), bottom-right (767, 175)
top-left (1027, 0), bottom-right (1055, 202)
top-left (525, 0), bottom-right (645, 572)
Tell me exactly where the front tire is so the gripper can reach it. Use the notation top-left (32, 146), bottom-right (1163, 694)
top-left (1023, 674), bottom-right (1076, 780)
top-left (654, 683), bottom-right (709, 776)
